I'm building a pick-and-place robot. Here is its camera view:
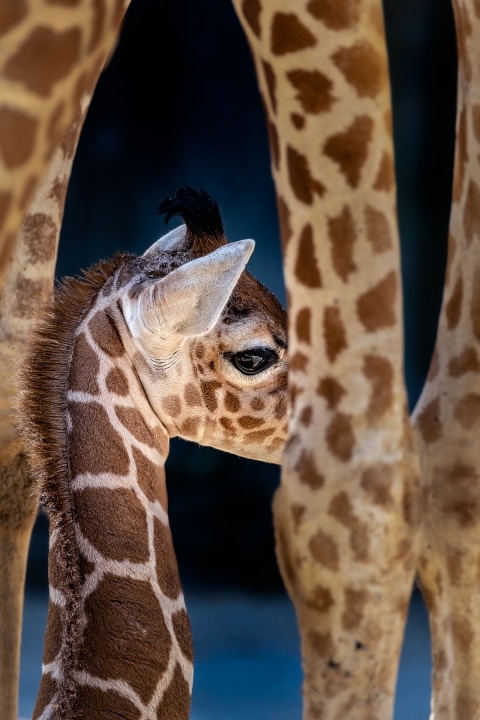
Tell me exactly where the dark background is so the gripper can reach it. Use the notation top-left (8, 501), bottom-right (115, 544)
top-left (26, 0), bottom-right (457, 594)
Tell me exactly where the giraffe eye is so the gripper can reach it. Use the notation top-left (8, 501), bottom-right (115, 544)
top-left (227, 348), bottom-right (278, 375)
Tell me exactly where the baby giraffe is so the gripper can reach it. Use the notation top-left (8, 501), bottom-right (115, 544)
top-left (18, 187), bottom-right (288, 720)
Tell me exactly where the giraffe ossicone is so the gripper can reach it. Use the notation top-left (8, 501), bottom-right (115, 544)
top-left (18, 186), bottom-right (288, 719)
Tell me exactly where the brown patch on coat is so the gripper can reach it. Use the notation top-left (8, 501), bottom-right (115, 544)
top-left (69, 401), bottom-right (130, 476)
top-left (0, 191), bottom-right (11, 233)
top-left (287, 69), bottom-right (335, 114)
top-left (463, 180), bottom-right (480, 244)
top-left (323, 306), bottom-right (347, 362)
top-left (106, 367), bottom-right (129, 395)
top-left (262, 60), bottom-right (277, 113)
top-left (0, 0), bottom-right (27, 36)
top-left (225, 390), bottom-right (241, 413)
top-left (356, 271), bottom-right (397, 331)
top-left (200, 380), bottom-right (221, 412)
top-left (81, 574), bottom-right (171, 704)
top-left (328, 491), bottom-right (369, 560)
top-left (449, 347), bottom-right (480, 377)
top-left (309, 529), bottom-right (339, 571)
top-left (332, 40), bottom-right (384, 98)
top-left (309, 630), bottom-right (334, 658)
top-left (328, 205), bottom-right (357, 281)
top-left (308, 585), bottom-right (334, 613)
top-left (452, 105), bottom-right (468, 201)
top-left (266, 117), bottom-right (280, 169)
top-left (162, 395), bottom-right (182, 417)
top-left (172, 609), bottom-right (194, 662)
top-left (74, 684), bottom-right (141, 719)
top-left (13, 277), bottom-right (48, 318)
top-left (473, 104), bottom-right (480, 141)
top-left (445, 275), bottom-right (463, 330)
top-left (89, 311), bottom-right (125, 356)
top-left (89, 0), bottom-right (106, 51)
top-left (324, 115), bottom-right (374, 188)
top-left (0, 106), bottom-right (37, 169)
top-left (181, 418), bottom-right (200, 436)
top-left (342, 588), bottom-right (368, 629)
top-left (300, 405), bottom-right (313, 427)
top-left (242, 0), bottom-right (262, 37)
top-left (317, 376), bottom-right (346, 409)
top-left (325, 413), bottom-right (355, 462)
top-left (42, 602), bottom-right (62, 664)
top-left (296, 449), bottom-right (325, 489)
top-left (271, 12), bottom-right (317, 55)
top-left (69, 333), bottom-right (100, 395)
top-left (238, 415), bottom-right (265, 429)
top-left (115, 406), bottom-right (157, 448)
top-left (74, 487), bottom-right (149, 562)
top-left (373, 151), bottom-right (395, 191)
top-left (363, 354), bottom-right (393, 422)
top-left (296, 307), bottom-right (312, 344)
top-left (153, 518), bottom-right (182, 600)
top-left (454, 392), bottom-right (480, 429)
top-left (291, 113), bottom-right (305, 129)
top-left (472, 267), bottom-right (480, 341)
top-left (251, 397), bottom-right (265, 411)
top-left (184, 382), bottom-right (202, 408)
top-left (157, 663), bottom-right (191, 719)
top-left (364, 205), bottom-right (393, 252)
top-left (134, 447), bottom-right (167, 508)
top-left (307, 0), bottom-right (360, 29)
top-left (416, 396), bottom-right (442, 444)
top-left (295, 224), bottom-right (323, 287)
top-left (287, 146), bottom-right (326, 204)
top-left (4, 27), bottom-right (81, 97)
top-left (32, 674), bottom-right (58, 720)
top-left (360, 465), bottom-right (394, 507)
top-left (290, 351), bottom-right (309, 372)
top-left (22, 212), bottom-right (57, 263)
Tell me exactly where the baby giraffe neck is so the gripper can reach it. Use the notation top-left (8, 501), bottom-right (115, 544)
top-left (32, 296), bottom-right (193, 720)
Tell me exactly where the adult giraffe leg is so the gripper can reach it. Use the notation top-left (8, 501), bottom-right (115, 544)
top-left (413, 1), bottom-right (480, 717)
top-left (233, 1), bottom-right (422, 717)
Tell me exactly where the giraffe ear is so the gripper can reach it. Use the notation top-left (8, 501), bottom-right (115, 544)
top-left (125, 239), bottom-right (255, 354)
top-left (143, 224), bottom-right (187, 256)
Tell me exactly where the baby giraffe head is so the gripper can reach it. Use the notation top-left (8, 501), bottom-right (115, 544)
top-left (117, 187), bottom-right (288, 463)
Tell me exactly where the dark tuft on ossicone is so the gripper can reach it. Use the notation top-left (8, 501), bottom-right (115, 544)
top-left (157, 187), bottom-right (224, 241)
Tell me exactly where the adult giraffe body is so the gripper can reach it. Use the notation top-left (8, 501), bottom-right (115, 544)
top-left (0, 1), bottom-right (479, 720)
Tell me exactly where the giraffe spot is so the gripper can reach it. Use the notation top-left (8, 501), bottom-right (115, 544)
top-left (32, 673), bottom-right (58, 720)
top-left (452, 616), bottom-right (473, 656)
top-left (42, 602), bottom-right (62, 665)
top-left (463, 180), bottom-right (480, 244)
top-left (445, 274), bottom-right (463, 331)
top-left (287, 146), bottom-right (326, 205)
top-left (69, 333), bottom-right (100, 395)
top-left (22, 212), bottom-right (57, 264)
top-left (181, 417), bottom-right (200, 436)
top-left (250, 397), bottom-right (265, 412)
top-left (307, 0), bottom-right (360, 29)
top-left (82, 574), bottom-right (172, 704)
top-left (74, 685), bottom-right (141, 720)
top-left (271, 12), bottom-right (317, 55)
top-left (266, 117), bottom-right (280, 169)
top-left (0, 191), bottom-right (12, 233)
top-left (4, 27), bottom-right (81, 97)
top-left (184, 382), bottom-right (202, 407)
top-left (317, 376), bottom-right (346, 409)
top-left (89, 311), bottom-right (125, 357)
top-left (324, 115), bottom-right (374, 188)
top-left (342, 588), bottom-right (368, 630)
top-left (290, 351), bottom-right (309, 372)
top-left (220, 417), bottom-right (234, 432)
top-left (291, 113), bottom-right (305, 129)
top-left (373, 151), bottom-right (395, 191)
top-left (472, 267), bottom-right (480, 341)
top-left (325, 413), bottom-right (355, 462)
top-left (456, 4), bottom-right (473, 83)
top-left (296, 449), bottom-right (324, 489)
top-left (275, 394), bottom-right (288, 419)
top-left (133, 447), bottom-right (167, 508)
top-left (363, 354), bottom-right (394, 422)
top-left (327, 205), bottom-right (357, 282)
top-left (356, 271), bottom-right (397, 332)
top-left (300, 405), bottom-right (313, 427)
top-left (157, 663), bottom-right (191, 719)
top-left (0, 107), bottom-right (37, 169)
top-left (416, 396), bottom-right (442, 444)
top-left (13, 276), bottom-right (49, 318)
top-left (0, 0), bottom-right (27, 36)
top-left (360, 465), bottom-right (394, 507)
top-left (46, 101), bottom-right (65, 158)
top-left (225, 390), bottom-right (241, 413)
top-left (49, 176), bottom-right (69, 209)
top-left (473, 104), bottom-right (480, 141)
top-left (456, 696), bottom-right (480, 720)
top-left (449, 347), bottom-right (480, 377)
top-left (307, 585), bottom-right (334, 613)
top-left (454, 393), bottom-right (480, 429)
top-left (195, 343), bottom-right (205, 359)
top-left (332, 40), bottom-right (384, 98)
top-left (295, 223), bottom-right (322, 287)
top-left (309, 630), bottom-right (334, 659)
top-left (323, 306), bottom-right (347, 362)
top-left (291, 504), bottom-right (306, 531)
top-left (364, 205), bottom-right (393, 253)
top-left (296, 307), bottom-right (312, 344)
top-left (106, 367), bottom-right (129, 396)
top-left (172, 609), bottom-right (194, 663)
top-left (328, 491), bottom-right (369, 560)
top-left (75, 487), bottom-right (149, 562)
top-left (238, 415), bottom-right (265, 429)
top-left (475, 0), bottom-right (480, 19)
top-left (115, 406), bottom-right (157, 449)
top-left (68, 401), bottom-right (130, 476)
top-left (154, 517), bottom-right (183, 600)
top-left (89, 0), bottom-right (106, 51)
top-left (277, 194), bottom-right (292, 251)
top-left (200, 380), bottom-right (221, 412)
top-left (262, 60), bottom-right (277, 113)
top-left (286, 68), bottom-right (335, 114)
top-left (246, 427), bottom-right (276, 443)
top-left (309, 529), bottom-right (339, 571)
top-left (242, 0), bottom-right (262, 37)
top-left (452, 104), bottom-right (468, 202)
top-left (162, 395), bottom-right (182, 417)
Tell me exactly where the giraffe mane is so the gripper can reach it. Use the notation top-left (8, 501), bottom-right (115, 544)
top-left (17, 252), bottom-right (134, 717)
